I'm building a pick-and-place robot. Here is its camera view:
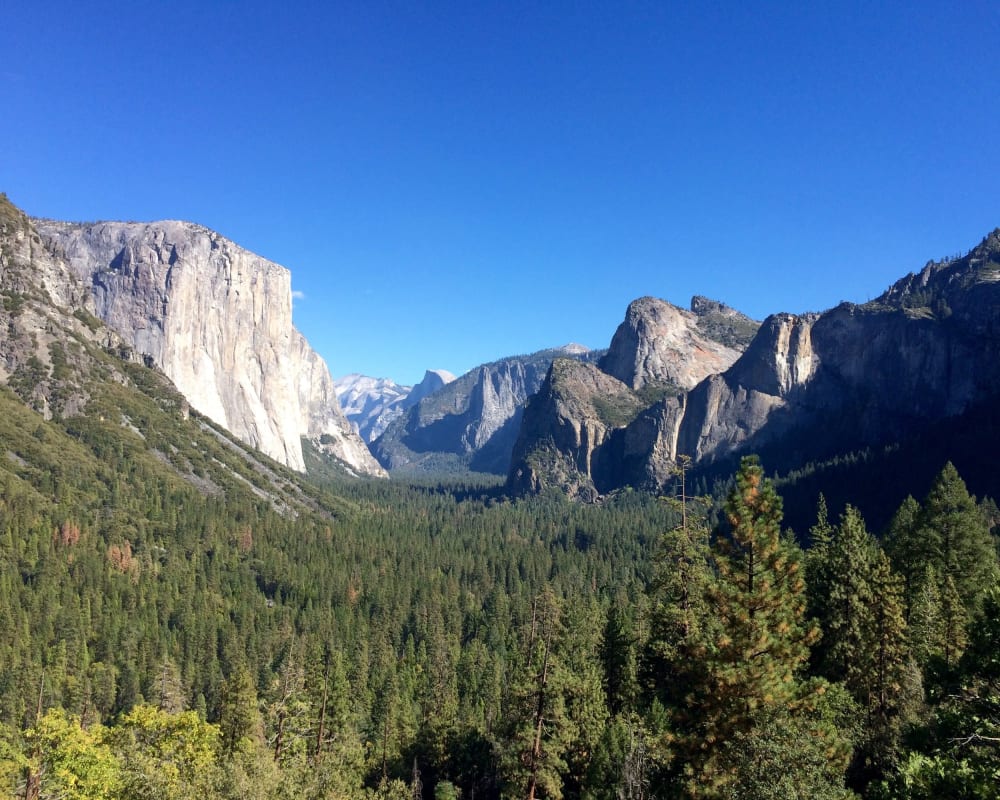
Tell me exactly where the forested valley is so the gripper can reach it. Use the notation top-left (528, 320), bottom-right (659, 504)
top-left (1, 350), bottom-right (998, 800)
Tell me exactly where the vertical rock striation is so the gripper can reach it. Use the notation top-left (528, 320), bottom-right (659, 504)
top-left (508, 296), bottom-right (760, 496)
top-left (33, 218), bottom-right (384, 476)
top-left (373, 345), bottom-right (596, 475)
top-left (599, 296), bottom-right (752, 392)
top-left (509, 232), bottom-right (1000, 500)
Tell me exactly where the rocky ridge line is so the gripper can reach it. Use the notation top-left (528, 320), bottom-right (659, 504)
top-left (32, 217), bottom-right (383, 476)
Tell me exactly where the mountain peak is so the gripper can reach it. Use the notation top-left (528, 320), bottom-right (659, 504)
top-left (599, 295), bottom-right (757, 392)
top-left (877, 226), bottom-right (1000, 308)
top-left (27, 213), bottom-right (383, 476)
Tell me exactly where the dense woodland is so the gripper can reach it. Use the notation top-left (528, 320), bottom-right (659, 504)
top-left (0, 342), bottom-right (998, 799)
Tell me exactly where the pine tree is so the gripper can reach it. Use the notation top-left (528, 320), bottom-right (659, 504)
top-left (645, 476), bottom-right (715, 720)
top-left (812, 505), bottom-right (877, 695)
top-left (808, 493), bottom-right (834, 553)
top-left (884, 495), bottom-right (925, 617)
top-left (810, 504), bottom-right (915, 790)
top-left (148, 656), bottom-right (187, 714)
top-left (939, 574), bottom-right (968, 671)
top-left (683, 457), bottom-right (824, 797)
top-left (500, 587), bottom-right (576, 800)
top-left (897, 584), bottom-right (1000, 797)
top-left (560, 597), bottom-right (610, 798)
top-left (919, 463), bottom-right (997, 612)
top-left (601, 600), bottom-right (638, 717)
top-left (219, 666), bottom-right (260, 756)
top-left (908, 565), bottom-right (945, 669)
top-left (858, 550), bottom-right (915, 786)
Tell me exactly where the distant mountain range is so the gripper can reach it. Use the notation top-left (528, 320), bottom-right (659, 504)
top-left (4, 191), bottom-right (999, 526)
top-left (371, 345), bottom-right (601, 476)
top-left (334, 369), bottom-right (456, 443)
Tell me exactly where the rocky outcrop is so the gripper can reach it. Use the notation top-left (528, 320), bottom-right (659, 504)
top-left (33, 218), bottom-right (384, 476)
top-left (509, 231), bottom-right (1000, 498)
top-left (335, 369), bottom-right (456, 443)
top-left (508, 358), bottom-right (646, 499)
top-left (373, 345), bottom-right (596, 475)
top-left (599, 296), bottom-right (757, 392)
top-left (508, 296), bottom-right (759, 495)
top-left (0, 196), bottom-right (104, 419)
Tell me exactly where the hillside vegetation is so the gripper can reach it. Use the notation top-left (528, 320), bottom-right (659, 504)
top-left (1, 194), bottom-right (999, 798)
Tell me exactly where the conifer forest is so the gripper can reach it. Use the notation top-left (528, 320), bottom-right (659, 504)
top-left (0, 352), bottom-right (998, 800)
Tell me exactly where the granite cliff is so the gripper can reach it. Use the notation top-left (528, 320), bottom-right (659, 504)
top-left (509, 233), bottom-right (1000, 499)
top-left (32, 217), bottom-right (383, 476)
top-left (509, 297), bottom-right (759, 497)
top-left (599, 295), bottom-right (758, 393)
top-left (335, 369), bottom-right (456, 443)
top-left (373, 345), bottom-right (597, 475)
top-left (0, 193), bottom-right (363, 517)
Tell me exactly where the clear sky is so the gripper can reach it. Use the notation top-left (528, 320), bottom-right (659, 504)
top-left (3, 2), bottom-right (999, 385)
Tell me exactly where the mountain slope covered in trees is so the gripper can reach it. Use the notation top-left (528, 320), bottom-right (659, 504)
top-left (1, 192), bottom-right (999, 799)
top-left (510, 229), bottom-right (1000, 535)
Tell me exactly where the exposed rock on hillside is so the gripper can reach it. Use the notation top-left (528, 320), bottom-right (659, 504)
top-left (508, 358), bottom-right (646, 499)
top-left (599, 296), bottom-right (758, 393)
top-left (0, 195), bottom-right (105, 420)
top-left (373, 346), bottom-right (596, 475)
top-left (509, 296), bottom-right (759, 495)
top-left (32, 217), bottom-right (383, 476)
top-left (335, 369), bottom-right (456, 443)
top-left (509, 232), bottom-right (1000, 499)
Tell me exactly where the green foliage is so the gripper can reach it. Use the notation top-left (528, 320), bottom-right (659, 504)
top-left (24, 709), bottom-right (120, 800)
top-left (810, 505), bottom-right (879, 692)
top-left (72, 308), bottom-right (102, 332)
top-left (882, 585), bottom-right (1000, 798)
top-left (692, 304), bottom-right (760, 350)
top-left (650, 456), bottom-right (850, 799)
top-left (499, 587), bottom-right (574, 800)
top-left (719, 701), bottom-right (857, 800)
top-left (888, 464), bottom-right (998, 617)
top-left (644, 481), bottom-right (715, 721)
top-left (705, 457), bottom-right (817, 721)
top-left (590, 392), bottom-right (645, 428)
top-left (219, 667), bottom-right (261, 756)
top-left (106, 705), bottom-right (219, 800)
top-left (918, 463), bottom-right (997, 611)
top-left (0, 323), bottom-right (995, 800)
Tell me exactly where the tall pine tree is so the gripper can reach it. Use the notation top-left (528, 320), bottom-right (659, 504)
top-left (680, 457), bottom-right (832, 798)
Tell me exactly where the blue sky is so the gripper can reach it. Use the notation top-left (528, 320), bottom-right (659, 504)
top-left (3, 2), bottom-right (999, 385)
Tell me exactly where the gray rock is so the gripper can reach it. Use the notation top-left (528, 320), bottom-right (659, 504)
top-left (509, 230), bottom-right (1000, 499)
top-left (374, 345), bottom-right (595, 475)
top-left (33, 218), bottom-right (384, 476)
top-left (510, 295), bottom-right (759, 495)
top-left (599, 296), bottom-right (757, 393)
top-left (334, 369), bottom-right (456, 443)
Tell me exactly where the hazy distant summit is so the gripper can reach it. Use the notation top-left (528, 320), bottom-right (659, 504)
top-left (372, 345), bottom-right (598, 476)
top-left (335, 369), bottom-right (456, 443)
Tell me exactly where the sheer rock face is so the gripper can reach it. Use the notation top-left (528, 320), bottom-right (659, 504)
top-left (509, 297), bottom-right (760, 496)
top-left (599, 296), bottom-right (754, 391)
top-left (33, 219), bottom-right (384, 476)
top-left (508, 358), bottom-right (647, 500)
top-left (373, 346), bottom-right (595, 475)
top-left (335, 369), bottom-right (456, 443)
top-left (509, 233), bottom-right (1000, 498)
